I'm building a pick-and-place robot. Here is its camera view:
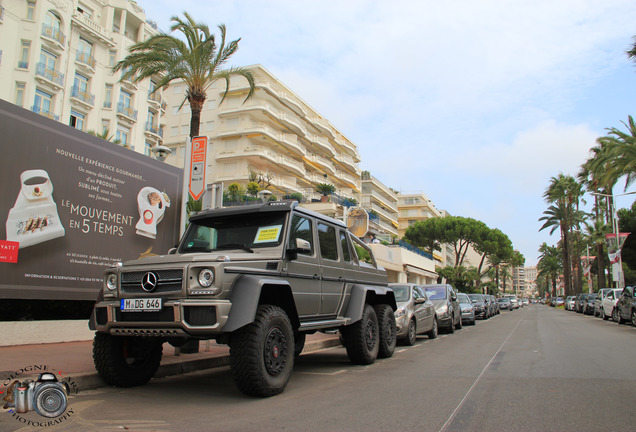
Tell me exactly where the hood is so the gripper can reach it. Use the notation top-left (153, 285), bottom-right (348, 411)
top-left (431, 299), bottom-right (448, 309)
top-left (120, 250), bottom-right (282, 267)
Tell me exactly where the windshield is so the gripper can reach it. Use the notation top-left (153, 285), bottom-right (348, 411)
top-left (391, 285), bottom-right (410, 302)
top-left (468, 294), bottom-right (483, 302)
top-left (457, 293), bottom-right (470, 303)
top-left (497, 298), bottom-right (509, 303)
top-left (424, 286), bottom-right (447, 300)
top-left (180, 212), bottom-right (287, 253)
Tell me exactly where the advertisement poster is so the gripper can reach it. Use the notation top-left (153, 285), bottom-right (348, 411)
top-left (0, 100), bottom-right (183, 300)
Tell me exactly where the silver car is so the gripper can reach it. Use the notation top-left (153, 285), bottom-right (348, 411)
top-left (423, 284), bottom-right (462, 333)
top-left (390, 284), bottom-right (438, 345)
top-left (457, 293), bottom-right (476, 325)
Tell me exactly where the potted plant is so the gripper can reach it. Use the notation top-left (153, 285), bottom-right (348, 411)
top-left (315, 183), bottom-right (335, 202)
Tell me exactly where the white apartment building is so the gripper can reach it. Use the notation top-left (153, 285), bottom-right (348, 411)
top-left (161, 64), bottom-right (362, 204)
top-left (360, 171), bottom-right (399, 239)
top-left (0, 0), bottom-right (165, 156)
top-left (513, 265), bottom-right (538, 297)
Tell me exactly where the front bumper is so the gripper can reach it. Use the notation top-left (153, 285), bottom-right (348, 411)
top-left (92, 299), bottom-right (233, 337)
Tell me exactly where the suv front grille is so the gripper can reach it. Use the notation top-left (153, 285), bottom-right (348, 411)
top-left (121, 269), bottom-right (183, 294)
top-left (115, 308), bottom-right (175, 322)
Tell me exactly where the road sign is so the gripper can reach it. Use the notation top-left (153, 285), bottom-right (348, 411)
top-left (189, 136), bottom-right (207, 200)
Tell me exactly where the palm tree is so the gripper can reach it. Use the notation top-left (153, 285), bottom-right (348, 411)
top-left (539, 174), bottom-right (588, 297)
top-left (114, 12), bottom-right (255, 138)
top-left (538, 243), bottom-right (562, 298)
top-left (583, 218), bottom-right (610, 289)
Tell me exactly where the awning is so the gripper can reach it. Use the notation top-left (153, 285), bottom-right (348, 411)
top-left (404, 264), bottom-right (438, 279)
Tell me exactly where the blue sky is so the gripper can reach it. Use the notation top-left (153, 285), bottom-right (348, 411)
top-left (138, 0), bottom-right (636, 266)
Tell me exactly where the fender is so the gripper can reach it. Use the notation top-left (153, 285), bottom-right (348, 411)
top-left (344, 284), bottom-right (396, 323)
top-left (222, 274), bottom-right (292, 332)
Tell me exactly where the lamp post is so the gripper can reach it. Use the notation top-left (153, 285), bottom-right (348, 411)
top-left (590, 191), bottom-right (636, 289)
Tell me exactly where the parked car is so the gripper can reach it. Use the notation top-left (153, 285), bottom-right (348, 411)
top-left (522, 298), bottom-right (530, 307)
top-left (390, 283), bottom-right (438, 345)
top-left (601, 288), bottom-right (623, 321)
top-left (583, 293), bottom-right (597, 315)
top-left (565, 296), bottom-right (576, 311)
top-left (468, 294), bottom-right (488, 319)
top-left (614, 286), bottom-right (636, 325)
top-left (504, 295), bottom-right (520, 309)
top-left (574, 293), bottom-right (589, 313)
top-left (594, 288), bottom-right (613, 317)
top-left (457, 293), bottom-right (476, 325)
top-left (423, 284), bottom-right (462, 333)
top-left (497, 297), bottom-right (512, 310)
top-left (555, 297), bottom-right (565, 307)
top-left (489, 295), bottom-right (500, 315)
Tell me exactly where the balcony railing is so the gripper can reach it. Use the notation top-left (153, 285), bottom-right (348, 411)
top-left (35, 62), bottom-right (64, 87)
top-left (31, 105), bottom-right (59, 121)
top-left (145, 122), bottom-right (163, 137)
top-left (70, 86), bottom-right (95, 106)
top-left (116, 103), bottom-right (138, 121)
top-left (76, 51), bottom-right (96, 69)
top-left (71, 12), bottom-right (114, 46)
top-left (41, 24), bottom-right (66, 46)
top-left (18, 61), bottom-right (28, 69)
top-left (398, 240), bottom-right (433, 260)
top-left (147, 92), bottom-right (163, 105)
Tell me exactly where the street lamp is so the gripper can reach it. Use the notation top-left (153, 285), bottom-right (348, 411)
top-left (590, 190), bottom-right (636, 289)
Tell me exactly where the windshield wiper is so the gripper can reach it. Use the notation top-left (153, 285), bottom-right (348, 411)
top-left (214, 243), bottom-right (254, 253)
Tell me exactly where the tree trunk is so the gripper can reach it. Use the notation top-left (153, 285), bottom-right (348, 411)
top-left (188, 91), bottom-right (206, 138)
top-left (561, 228), bottom-right (572, 297)
top-left (596, 243), bottom-right (606, 288)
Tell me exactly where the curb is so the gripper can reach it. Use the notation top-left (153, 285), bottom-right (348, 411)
top-left (73, 337), bottom-right (342, 391)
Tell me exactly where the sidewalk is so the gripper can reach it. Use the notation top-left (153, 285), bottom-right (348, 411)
top-left (0, 321), bottom-right (341, 391)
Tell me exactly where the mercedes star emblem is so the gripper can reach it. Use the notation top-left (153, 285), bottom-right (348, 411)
top-left (141, 272), bottom-right (158, 292)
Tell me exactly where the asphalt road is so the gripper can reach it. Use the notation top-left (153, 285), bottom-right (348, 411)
top-left (2, 305), bottom-right (635, 432)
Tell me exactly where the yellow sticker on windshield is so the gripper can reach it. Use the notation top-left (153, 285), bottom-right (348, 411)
top-left (254, 225), bottom-right (282, 243)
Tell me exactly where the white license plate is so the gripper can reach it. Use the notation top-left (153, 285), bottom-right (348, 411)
top-left (121, 298), bottom-right (162, 312)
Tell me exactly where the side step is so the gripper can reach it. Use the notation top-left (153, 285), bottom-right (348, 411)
top-left (299, 318), bottom-right (350, 331)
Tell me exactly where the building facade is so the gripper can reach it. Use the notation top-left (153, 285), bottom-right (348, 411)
top-left (162, 65), bottom-right (361, 204)
top-left (360, 171), bottom-right (398, 240)
top-left (0, 0), bottom-right (165, 156)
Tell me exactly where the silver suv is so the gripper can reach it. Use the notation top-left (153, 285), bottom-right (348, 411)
top-left (90, 201), bottom-right (397, 397)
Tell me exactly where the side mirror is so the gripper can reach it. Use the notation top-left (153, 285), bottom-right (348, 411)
top-left (168, 247), bottom-right (177, 255)
top-left (414, 298), bottom-right (426, 305)
top-left (287, 238), bottom-right (311, 260)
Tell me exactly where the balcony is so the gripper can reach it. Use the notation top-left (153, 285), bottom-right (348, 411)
top-left (144, 122), bottom-right (163, 139)
top-left (71, 12), bottom-right (115, 46)
top-left (307, 116), bottom-right (335, 139)
top-left (31, 105), bottom-right (59, 121)
top-left (277, 155), bottom-right (306, 177)
top-left (35, 62), bottom-right (64, 89)
top-left (335, 170), bottom-right (359, 189)
top-left (70, 86), bottom-right (95, 108)
top-left (218, 120), bottom-right (307, 157)
top-left (307, 134), bottom-right (335, 157)
top-left (75, 51), bottom-right (96, 73)
top-left (41, 24), bottom-right (65, 51)
top-left (120, 75), bottom-right (138, 92)
top-left (334, 152), bottom-right (358, 172)
top-left (305, 153), bottom-right (336, 175)
top-left (116, 103), bottom-right (137, 122)
top-left (147, 92), bottom-right (164, 109)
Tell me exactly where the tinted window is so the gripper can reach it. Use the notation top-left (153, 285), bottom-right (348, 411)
top-left (424, 286), bottom-right (447, 300)
top-left (340, 230), bottom-right (352, 262)
top-left (391, 285), bottom-right (410, 302)
top-left (318, 223), bottom-right (338, 261)
top-left (289, 214), bottom-right (314, 255)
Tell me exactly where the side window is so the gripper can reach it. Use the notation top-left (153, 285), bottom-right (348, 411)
top-left (339, 230), bottom-right (352, 262)
top-left (289, 214), bottom-right (313, 255)
top-left (318, 223), bottom-right (338, 261)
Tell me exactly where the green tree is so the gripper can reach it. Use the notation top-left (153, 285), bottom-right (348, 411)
top-left (114, 12), bottom-right (255, 138)
top-left (538, 243), bottom-right (561, 297)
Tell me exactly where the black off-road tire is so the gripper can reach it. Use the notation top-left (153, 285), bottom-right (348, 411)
top-left (405, 318), bottom-right (417, 346)
top-left (375, 304), bottom-right (397, 358)
top-left (229, 305), bottom-right (294, 397)
top-left (427, 317), bottom-right (438, 339)
top-left (92, 333), bottom-right (163, 387)
top-left (342, 304), bottom-right (379, 365)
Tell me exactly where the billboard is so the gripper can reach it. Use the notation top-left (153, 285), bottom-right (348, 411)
top-left (0, 100), bottom-right (183, 300)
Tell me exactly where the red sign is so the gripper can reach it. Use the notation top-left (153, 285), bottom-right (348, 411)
top-left (189, 136), bottom-right (207, 200)
top-left (0, 240), bottom-right (19, 263)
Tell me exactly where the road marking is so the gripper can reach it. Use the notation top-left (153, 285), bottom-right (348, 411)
top-left (438, 318), bottom-right (523, 432)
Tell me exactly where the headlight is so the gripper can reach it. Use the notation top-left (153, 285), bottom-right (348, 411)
top-left (106, 274), bottom-right (117, 291)
top-left (436, 304), bottom-right (448, 314)
top-left (395, 307), bottom-right (406, 318)
top-left (198, 268), bottom-right (215, 287)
